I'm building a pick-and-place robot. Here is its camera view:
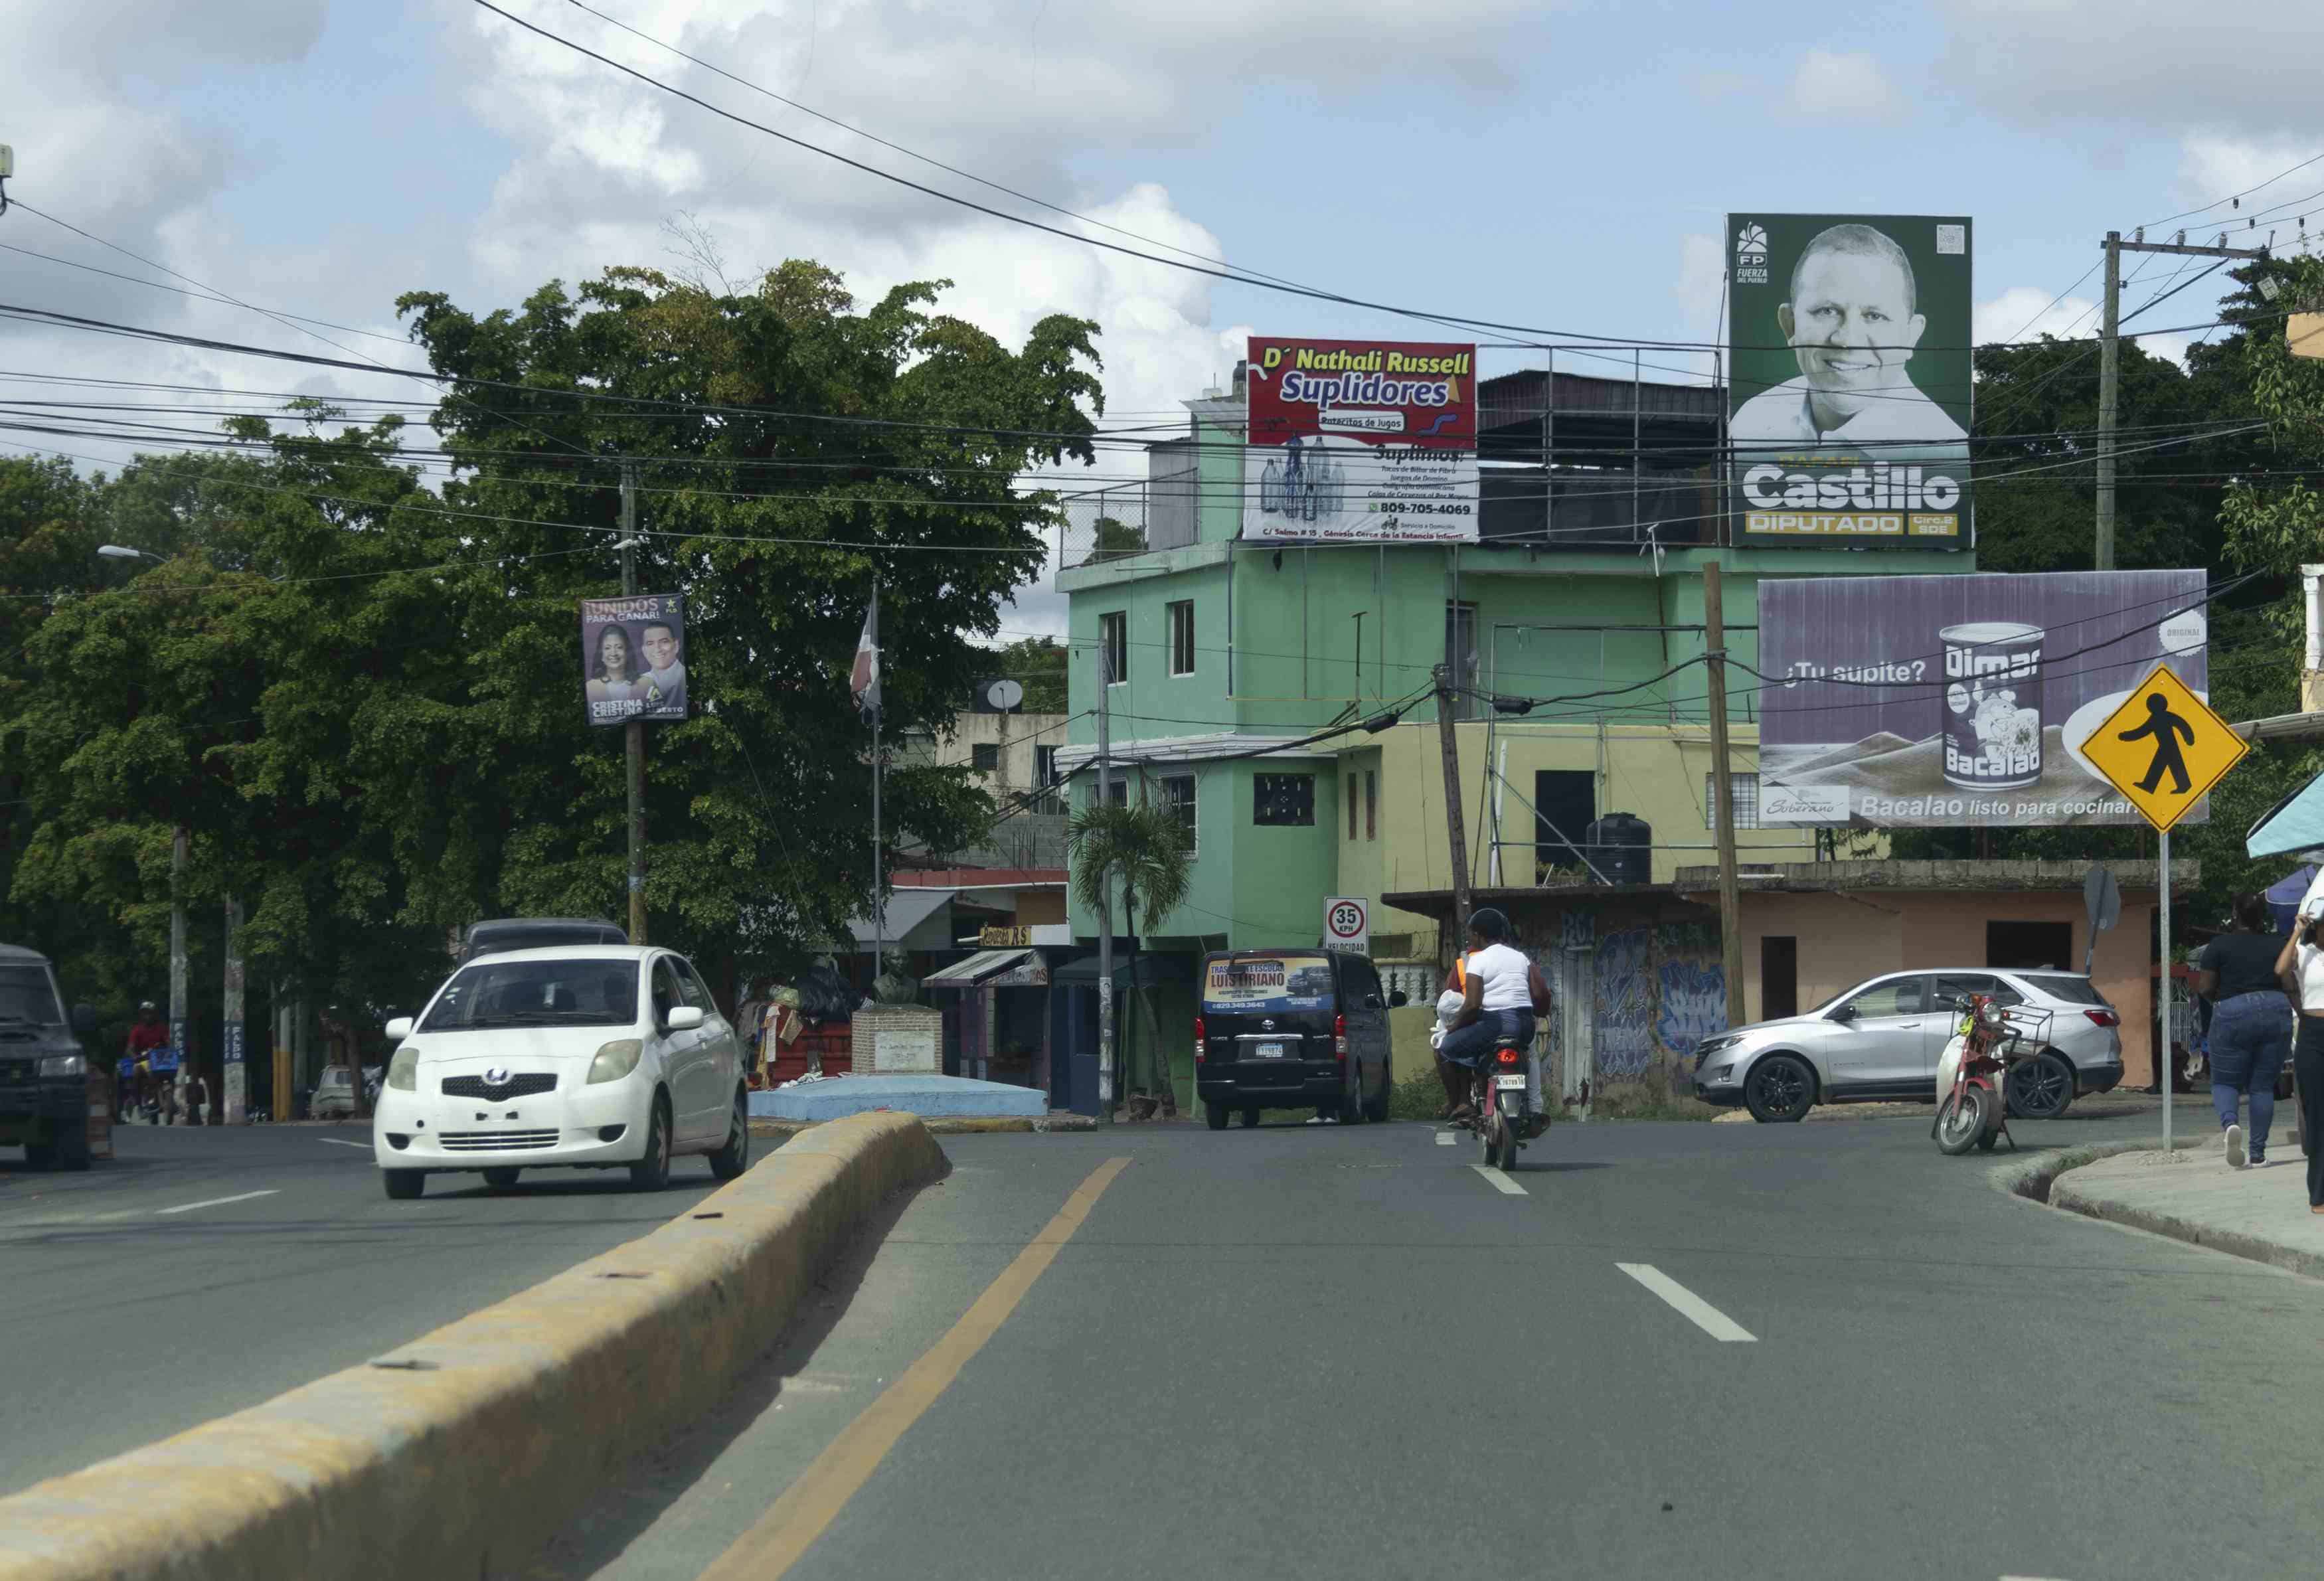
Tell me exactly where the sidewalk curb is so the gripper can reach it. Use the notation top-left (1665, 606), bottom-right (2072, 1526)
top-left (1986, 1135), bottom-right (2204, 1205)
top-left (0, 1111), bottom-right (947, 1581)
top-left (751, 1113), bottom-right (1098, 1137)
top-left (1989, 1135), bottom-right (2324, 1281)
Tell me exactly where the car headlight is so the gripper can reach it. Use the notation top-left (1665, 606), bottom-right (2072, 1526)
top-left (386, 1046), bottom-right (419, 1092)
top-left (588, 1039), bottom-right (644, 1085)
top-left (40, 1053), bottom-right (86, 1078)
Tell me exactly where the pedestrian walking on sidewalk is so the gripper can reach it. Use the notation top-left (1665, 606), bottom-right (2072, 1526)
top-left (2273, 905), bottom-right (2324, 1212)
top-left (2198, 892), bottom-right (2293, 1169)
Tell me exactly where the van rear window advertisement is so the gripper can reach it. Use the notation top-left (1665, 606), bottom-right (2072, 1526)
top-left (1203, 955), bottom-right (1334, 1011)
top-left (1756, 569), bottom-right (2208, 827)
top-left (1243, 336), bottom-right (1479, 544)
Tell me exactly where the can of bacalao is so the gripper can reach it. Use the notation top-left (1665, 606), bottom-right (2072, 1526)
top-left (1940, 622), bottom-right (2043, 791)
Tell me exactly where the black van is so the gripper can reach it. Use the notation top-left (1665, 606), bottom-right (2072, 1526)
top-left (1195, 948), bottom-right (1404, 1130)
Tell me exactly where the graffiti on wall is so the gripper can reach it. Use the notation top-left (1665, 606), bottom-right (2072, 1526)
top-left (1558, 910), bottom-right (1598, 953)
top-left (1594, 927), bottom-right (1655, 1080)
top-left (1653, 922), bottom-right (1726, 1066)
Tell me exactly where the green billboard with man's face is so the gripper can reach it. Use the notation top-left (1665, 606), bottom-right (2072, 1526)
top-left (1726, 213), bottom-right (1972, 549)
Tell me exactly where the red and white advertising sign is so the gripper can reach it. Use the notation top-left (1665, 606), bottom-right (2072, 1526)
top-left (1244, 336), bottom-right (1479, 542)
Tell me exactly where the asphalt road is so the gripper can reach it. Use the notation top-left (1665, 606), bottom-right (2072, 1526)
top-left (517, 1107), bottom-right (2324, 1581)
top-left (0, 1118), bottom-right (728, 1497)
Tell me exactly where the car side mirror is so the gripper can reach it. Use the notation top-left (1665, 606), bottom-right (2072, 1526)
top-left (1828, 1003), bottom-right (1859, 1023)
top-left (384, 1017), bottom-right (414, 1040)
top-left (71, 1003), bottom-right (96, 1035)
top-left (666, 1005), bottom-right (706, 1033)
top-left (1389, 989), bottom-right (1410, 1009)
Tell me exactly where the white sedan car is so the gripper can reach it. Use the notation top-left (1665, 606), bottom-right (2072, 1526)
top-left (372, 945), bottom-right (748, 1200)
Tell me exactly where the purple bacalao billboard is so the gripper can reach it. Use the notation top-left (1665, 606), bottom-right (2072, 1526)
top-left (1756, 570), bottom-right (2210, 827)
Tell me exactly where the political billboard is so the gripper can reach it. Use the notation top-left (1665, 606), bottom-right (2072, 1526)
top-left (1243, 335), bottom-right (1478, 542)
top-left (1726, 213), bottom-right (1972, 549)
top-left (580, 593), bottom-right (687, 726)
top-left (1756, 570), bottom-right (2210, 827)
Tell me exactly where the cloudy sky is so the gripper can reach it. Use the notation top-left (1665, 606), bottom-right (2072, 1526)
top-left (3, 0), bottom-right (2319, 636)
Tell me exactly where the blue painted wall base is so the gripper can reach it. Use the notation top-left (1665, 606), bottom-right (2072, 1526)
top-left (748, 1074), bottom-right (1048, 1123)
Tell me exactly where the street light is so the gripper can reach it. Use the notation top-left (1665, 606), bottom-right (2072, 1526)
top-left (97, 544), bottom-right (165, 562)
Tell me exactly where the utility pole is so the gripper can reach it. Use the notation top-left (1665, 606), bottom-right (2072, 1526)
top-left (620, 461), bottom-right (647, 946)
top-left (1096, 646), bottom-right (1114, 1116)
top-left (168, 827), bottom-right (189, 1056)
top-left (2096, 230), bottom-right (2272, 570)
top-left (1433, 664), bottom-right (1473, 944)
top-left (222, 896), bottom-right (246, 1125)
top-left (2096, 231), bottom-right (2120, 570)
top-left (871, 578), bottom-right (884, 995)
top-left (1703, 564), bottom-right (1746, 1032)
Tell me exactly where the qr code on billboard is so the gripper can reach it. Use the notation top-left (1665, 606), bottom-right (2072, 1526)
top-left (1936, 224), bottom-right (1965, 255)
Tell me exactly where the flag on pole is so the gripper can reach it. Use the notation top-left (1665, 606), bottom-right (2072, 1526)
top-left (850, 583), bottom-right (880, 716)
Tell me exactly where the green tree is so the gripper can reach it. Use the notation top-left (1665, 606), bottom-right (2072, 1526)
top-left (989, 635), bottom-right (1068, 712)
top-left (387, 260), bottom-right (1106, 993)
top-left (1067, 799), bottom-right (1192, 1113)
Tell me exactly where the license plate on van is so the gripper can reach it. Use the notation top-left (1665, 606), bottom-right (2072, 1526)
top-left (1253, 1042), bottom-right (1286, 1059)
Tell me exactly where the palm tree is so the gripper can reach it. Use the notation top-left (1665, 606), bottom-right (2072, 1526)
top-left (1066, 799), bottom-right (1193, 1115)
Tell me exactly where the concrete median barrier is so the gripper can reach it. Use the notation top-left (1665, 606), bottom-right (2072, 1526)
top-left (0, 1110), bottom-right (948, 1581)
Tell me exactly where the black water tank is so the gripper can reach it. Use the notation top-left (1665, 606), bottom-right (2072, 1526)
top-left (1586, 813), bottom-right (1651, 886)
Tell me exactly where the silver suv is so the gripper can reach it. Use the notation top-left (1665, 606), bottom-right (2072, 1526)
top-left (1691, 969), bottom-right (2125, 1123)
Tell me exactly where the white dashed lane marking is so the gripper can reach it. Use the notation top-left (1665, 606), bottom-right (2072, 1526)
top-left (1616, 1262), bottom-right (1756, 1343)
top-left (156, 1189), bottom-right (280, 1216)
top-left (1469, 1165), bottom-right (1526, 1195)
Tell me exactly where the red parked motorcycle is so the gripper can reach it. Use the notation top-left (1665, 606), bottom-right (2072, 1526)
top-left (1933, 993), bottom-right (2051, 1155)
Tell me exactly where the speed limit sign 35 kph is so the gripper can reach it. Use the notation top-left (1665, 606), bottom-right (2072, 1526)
top-left (1323, 896), bottom-right (1369, 953)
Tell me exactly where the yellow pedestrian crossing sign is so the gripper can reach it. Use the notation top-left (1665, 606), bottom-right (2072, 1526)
top-left (2076, 661), bottom-right (2248, 832)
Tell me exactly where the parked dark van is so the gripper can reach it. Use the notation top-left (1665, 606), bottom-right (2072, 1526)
top-left (1195, 949), bottom-right (1404, 1130)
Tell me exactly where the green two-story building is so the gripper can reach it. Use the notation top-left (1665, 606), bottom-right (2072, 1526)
top-left (1054, 361), bottom-right (1972, 1109)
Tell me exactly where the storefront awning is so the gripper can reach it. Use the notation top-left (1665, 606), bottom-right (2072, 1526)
top-left (2248, 770), bottom-right (2324, 861)
top-left (846, 888), bottom-right (951, 947)
top-left (923, 948), bottom-right (1037, 987)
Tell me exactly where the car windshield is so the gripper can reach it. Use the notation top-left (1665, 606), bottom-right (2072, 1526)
top-left (1203, 954), bottom-right (1335, 1013)
top-left (418, 957), bottom-right (640, 1032)
top-left (1808, 978), bottom-right (1875, 1015)
top-left (2018, 973), bottom-right (2106, 1006)
top-left (0, 962), bottom-right (64, 1025)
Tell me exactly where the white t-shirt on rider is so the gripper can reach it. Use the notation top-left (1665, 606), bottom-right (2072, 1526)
top-left (1467, 943), bottom-right (1534, 1013)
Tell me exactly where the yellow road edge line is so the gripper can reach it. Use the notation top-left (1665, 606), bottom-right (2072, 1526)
top-left (698, 1154), bottom-right (1133, 1581)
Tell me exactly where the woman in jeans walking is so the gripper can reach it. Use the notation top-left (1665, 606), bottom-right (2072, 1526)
top-left (2196, 892), bottom-right (2294, 1169)
top-left (2274, 904), bottom-right (2324, 1213)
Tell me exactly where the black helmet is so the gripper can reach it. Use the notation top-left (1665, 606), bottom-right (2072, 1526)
top-left (1467, 906), bottom-right (1511, 943)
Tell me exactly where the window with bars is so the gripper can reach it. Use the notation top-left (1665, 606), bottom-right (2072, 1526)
top-left (1254, 773), bottom-right (1315, 826)
top-left (1347, 774), bottom-right (1359, 838)
top-left (1167, 600), bottom-right (1195, 677)
top-left (1033, 746), bottom-right (1062, 812)
top-left (1161, 773), bottom-right (1197, 854)
top-left (1704, 772), bottom-right (1762, 829)
top-left (1365, 770), bottom-right (1376, 840)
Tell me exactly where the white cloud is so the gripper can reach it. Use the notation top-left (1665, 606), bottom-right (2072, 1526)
top-left (1787, 50), bottom-right (1903, 122)
top-left (1975, 286), bottom-right (2101, 347)
top-left (1973, 285), bottom-right (2199, 368)
top-left (1937, 0), bottom-right (2324, 135)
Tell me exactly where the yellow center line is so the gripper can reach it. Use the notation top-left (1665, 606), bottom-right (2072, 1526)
top-left (697, 1155), bottom-right (1132, 1581)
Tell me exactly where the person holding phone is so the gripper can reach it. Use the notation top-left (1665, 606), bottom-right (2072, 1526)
top-left (2274, 904), bottom-right (2324, 1212)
